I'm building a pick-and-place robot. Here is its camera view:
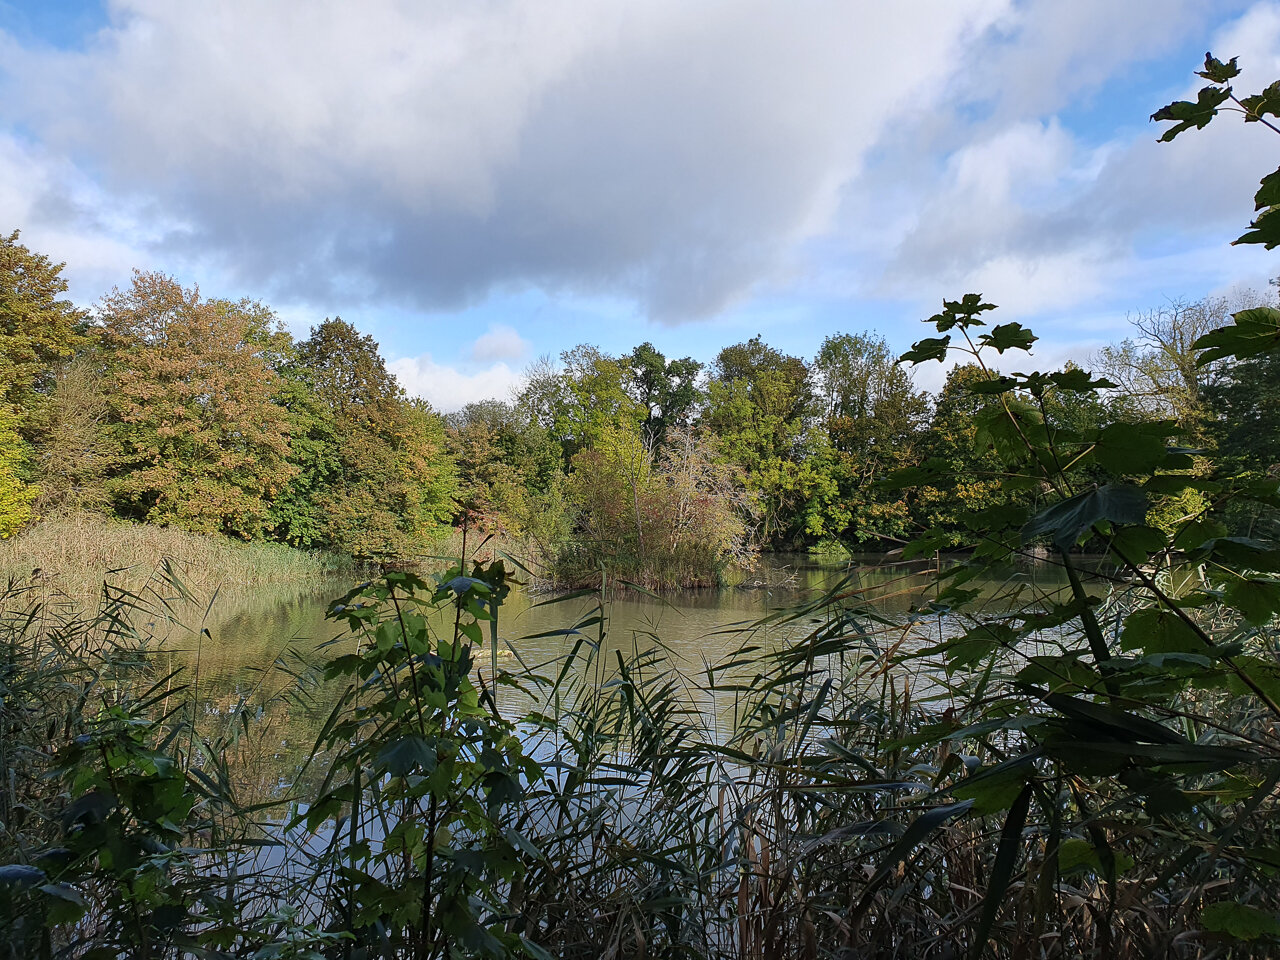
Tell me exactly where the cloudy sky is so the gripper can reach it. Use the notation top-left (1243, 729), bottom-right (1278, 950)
top-left (2, 0), bottom-right (1279, 407)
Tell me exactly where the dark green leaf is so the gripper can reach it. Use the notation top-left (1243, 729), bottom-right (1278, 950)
top-left (1151, 84), bottom-right (1232, 141)
top-left (1094, 422), bottom-right (1170, 476)
top-left (978, 322), bottom-right (1037, 354)
top-left (900, 336), bottom-right (952, 365)
top-left (1197, 53), bottom-right (1240, 83)
top-left (969, 784), bottom-right (1033, 960)
top-left (1201, 902), bottom-right (1280, 941)
top-left (1194, 307), bottom-right (1280, 363)
top-left (1021, 484), bottom-right (1148, 549)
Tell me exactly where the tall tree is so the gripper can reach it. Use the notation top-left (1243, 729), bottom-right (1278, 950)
top-left (0, 402), bottom-right (35, 538)
top-left (702, 336), bottom-right (820, 546)
top-left (295, 318), bottom-right (456, 557)
top-left (809, 332), bottom-right (929, 542)
top-left (99, 273), bottom-right (293, 538)
top-left (1093, 291), bottom-right (1268, 441)
top-left (0, 230), bottom-right (87, 415)
top-left (620, 342), bottom-right (703, 450)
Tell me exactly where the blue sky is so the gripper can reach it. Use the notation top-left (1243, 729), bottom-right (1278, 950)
top-left (2, 0), bottom-right (1279, 407)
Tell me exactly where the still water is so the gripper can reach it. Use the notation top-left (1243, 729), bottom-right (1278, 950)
top-left (137, 552), bottom-right (1095, 799)
top-left (154, 552), bottom-right (1088, 708)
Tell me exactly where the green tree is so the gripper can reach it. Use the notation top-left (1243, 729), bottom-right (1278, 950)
top-left (913, 364), bottom-right (1011, 537)
top-left (517, 345), bottom-right (644, 463)
top-left (100, 273), bottom-right (293, 538)
top-left (620, 342), bottom-right (703, 450)
top-left (0, 403), bottom-right (36, 537)
top-left (810, 332), bottom-right (929, 543)
top-left (0, 230), bottom-right (86, 415)
top-left (702, 336), bottom-right (819, 546)
top-left (295, 318), bottom-right (456, 557)
top-left (1092, 294), bottom-right (1261, 442)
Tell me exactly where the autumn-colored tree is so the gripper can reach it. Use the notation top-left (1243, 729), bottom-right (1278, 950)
top-left (99, 273), bottom-right (293, 538)
top-left (295, 318), bottom-right (456, 557)
top-left (31, 357), bottom-right (118, 517)
top-left (0, 230), bottom-right (87, 414)
top-left (562, 421), bottom-right (752, 587)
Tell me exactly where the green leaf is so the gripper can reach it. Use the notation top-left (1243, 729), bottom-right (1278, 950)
top-left (951, 756), bottom-right (1035, 814)
top-left (969, 784), bottom-right (1032, 960)
top-left (1235, 204), bottom-right (1280, 249)
top-left (978, 322), bottom-right (1037, 354)
top-left (1201, 902), bottom-right (1280, 941)
top-left (1048, 368), bottom-right (1116, 391)
top-left (1094, 422), bottom-right (1170, 476)
top-left (1110, 525), bottom-right (1167, 565)
top-left (1194, 307), bottom-right (1280, 363)
top-left (1254, 167), bottom-right (1280, 209)
top-left (1240, 80), bottom-right (1280, 121)
top-left (1021, 484), bottom-right (1148, 549)
top-left (1151, 84), bottom-right (1232, 141)
top-left (1121, 607), bottom-right (1205, 655)
top-left (1223, 576), bottom-right (1280, 625)
top-left (967, 375), bottom-right (1019, 394)
top-left (377, 736), bottom-right (438, 776)
top-left (1197, 53), bottom-right (1241, 83)
top-left (900, 336), bottom-right (952, 365)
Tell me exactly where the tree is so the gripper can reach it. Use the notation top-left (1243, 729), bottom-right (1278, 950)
top-left (913, 364), bottom-right (1011, 536)
top-left (99, 274), bottom-right (293, 537)
top-left (31, 357), bottom-right (118, 517)
top-left (0, 230), bottom-right (87, 415)
top-left (1092, 293), bottom-right (1265, 441)
top-left (809, 333), bottom-right (930, 543)
top-left (1207, 348), bottom-right (1280, 476)
top-left (620, 342), bottom-right (703, 450)
top-left (702, 336), bottom-right (819, 546)
top-left (0, 403), bottom-right (36, 538)
top-left (295, 318), bottom-right (456, 557)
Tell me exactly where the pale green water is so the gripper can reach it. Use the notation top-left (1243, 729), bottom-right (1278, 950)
top-left (160, 552), bottom-right (1089, 704)
top-left (140, 552), bottom-right (1095, 799)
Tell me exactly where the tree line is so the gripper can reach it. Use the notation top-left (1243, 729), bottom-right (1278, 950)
top-left (2, 228), bottom-right (1276, 582)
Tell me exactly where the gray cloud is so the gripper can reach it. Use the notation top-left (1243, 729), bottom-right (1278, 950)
top-left (0, 0), bottom-right (1002, 320)
top-left (1, 0), bottom-right (1272, 329)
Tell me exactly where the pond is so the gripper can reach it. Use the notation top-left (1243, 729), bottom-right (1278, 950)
top-left (143, 550), bottom-right (1095, 791)
top-left (156, 551), bottom-right (1090, 701)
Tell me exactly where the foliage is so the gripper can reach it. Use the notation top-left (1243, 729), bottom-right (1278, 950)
top-left (702, 336), bottom-right (821, 547)
top-left (620, 341), bottom-right (703, 450)
top-left (0, 403), bottom-right (36, 538)
top-left (100, 274), bottom-right (295, 538)
top-left (557, 421), bottom-right (754, 588)
top-left (294, 318), bottom-right (458, 558)
top-left (0, 229), bottom-right (86, 417)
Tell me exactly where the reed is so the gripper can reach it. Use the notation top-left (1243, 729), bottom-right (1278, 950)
top-left (0, 513), bottom-right (356, 599)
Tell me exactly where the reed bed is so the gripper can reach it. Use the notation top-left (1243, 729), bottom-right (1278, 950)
top-left (2, 558), bottom-right (1278, 959)
top-left (0, 513), bottom-right (356, 599)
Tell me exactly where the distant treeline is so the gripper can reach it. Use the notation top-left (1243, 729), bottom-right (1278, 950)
top-left (2, 229), bottom-right (1276, 582)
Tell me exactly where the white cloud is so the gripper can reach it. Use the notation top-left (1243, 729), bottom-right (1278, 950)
top-left (0, 0), bottom-right (1007, 320)
top-left (469, 324), bottom-right (530, 363)
top-left (388, 355), bottom-right (523, 413)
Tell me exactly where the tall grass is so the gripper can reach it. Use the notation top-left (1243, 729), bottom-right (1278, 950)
top-left (3, 553), bottom-right (1279, 958)
top-left (0, 513), bottom-right (356, 599)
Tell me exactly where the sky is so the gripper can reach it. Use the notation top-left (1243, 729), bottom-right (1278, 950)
top-left (2, 0), bottom-right (1279, 409)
